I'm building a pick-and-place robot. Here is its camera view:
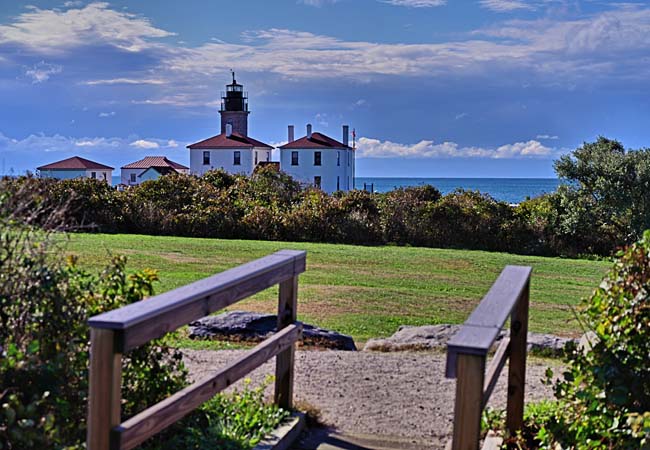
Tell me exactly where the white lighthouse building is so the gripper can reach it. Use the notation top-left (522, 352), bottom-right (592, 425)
top-left (187, 74), bottom-right (273, 176)
top-left (279, 124), bottom-right (355, 193)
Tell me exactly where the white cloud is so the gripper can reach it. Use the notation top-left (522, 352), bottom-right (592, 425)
top-left (166, 140), bottom-right (178, 148)
top-left (479, 0), bottom-right (533, 12)
top-left (0, 2), bottom-right (173, 53)
top-left (82, 78), bottom-right (165, 85)
top-left (384, 0), bottom-right (446, 7)
top-left (98, 111), bottom-right (115, 117)
top-left (164, 6), bottom-right (650, 83)
top-left (455, 112), bottom-right (468, 120)
top-left (536, 134), bottom-right (559, 140)
top-left (74, 137), bottom-right (121, 147)
top-left (24, 61), bottom-right (62, 83)
top-left (130, 139), bottom-right (159, 149)
top-left (356, 137), bottom-right (556, 159)
top-left (298, 0), bottom-right (339, 6)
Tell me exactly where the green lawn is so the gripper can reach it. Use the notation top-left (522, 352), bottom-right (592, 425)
top-left (62, 233), bottom-right (611, 342)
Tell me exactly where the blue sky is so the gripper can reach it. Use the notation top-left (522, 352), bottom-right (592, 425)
top-left (1, 0), bottom-right (649, 177)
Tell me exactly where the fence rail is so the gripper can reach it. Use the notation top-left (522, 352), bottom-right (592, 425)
top-left (445, 265), bottom-right (532, 450)
top-left (87, 250), bottom-right (307, 450)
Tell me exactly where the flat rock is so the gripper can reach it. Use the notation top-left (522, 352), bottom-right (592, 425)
top-left (189, 311), bottom-right (357, 351)
top-left (363, 324), bottom-right (575, 356)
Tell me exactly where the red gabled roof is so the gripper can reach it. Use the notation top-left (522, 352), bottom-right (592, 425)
top-left (187, 132), bottom-right (273, 149)
top-left (37, 156), bottom-right (114, 171)
top-left (279, 132), bottom-right (350, 150)
top-left (121, 156), bottom-right (188, 170)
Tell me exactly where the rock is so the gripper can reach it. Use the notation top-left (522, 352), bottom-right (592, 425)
top-left (363, 325), bottom-right (459, 352)
top-left (189, 311), bottom-right (357, 351)
top-left (363, 324), bottom-right (575, 356)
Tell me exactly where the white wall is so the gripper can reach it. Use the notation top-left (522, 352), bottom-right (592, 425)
top-left (280, 148), bottom-right (353, 193)
top-left (121, 168), bottom-right (143, 186)
top-left (190, 148), bottom-right (255, 176)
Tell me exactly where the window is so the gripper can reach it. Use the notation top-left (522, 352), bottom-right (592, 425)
top-left (291, 151), bottom-right (299, 166)
top-left (314, 151), bottom-right (321, 166)
top-left (337, 176), bottom-right (340, 191)
top-left (255, 152), bottom-right (258, 165)
top-left (347, 151), bottom-right (350, 166)
top-left (337, 151), bottom-right (340, 166)
top-left (130, 173), bottom-right (136, 183)
top-left (102, 172), bottom-right (107, 181)
top-left (234, 151), bottom-right (241, 165)
top-left (203, 151), bottom-right (210, 165)
top-left (91, 172), bottom-right (96, 179)
top-left (266, 152), bottom-right (270, 162)
top-left (314, 176), bottom-right (321, 189)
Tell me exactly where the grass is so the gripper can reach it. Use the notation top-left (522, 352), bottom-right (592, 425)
top-left (62, 233), bottom-right (611, 343)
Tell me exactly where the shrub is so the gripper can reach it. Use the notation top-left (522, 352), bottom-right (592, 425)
top-left (0, 190), bottom-right (187, 449)
top-left (522, 232), bottom-right (650, 448)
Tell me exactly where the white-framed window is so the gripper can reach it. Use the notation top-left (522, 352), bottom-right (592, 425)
top-left (91, 172), bottom-right (96, 179)
top-left (291, 151), bottom-right (299, 166)
top-left (130, 173), bottom-right (136, 183)
top-left (203, 151), bottom-right (210, 165)
top-left (234, 151), bottom-right (241, 165)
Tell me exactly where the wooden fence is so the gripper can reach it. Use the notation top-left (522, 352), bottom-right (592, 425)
top-left (86, 250), bottom-right (307, 450)
top-left (445, 265), bottom-right (532, 450)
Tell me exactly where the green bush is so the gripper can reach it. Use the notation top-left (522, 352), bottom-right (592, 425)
top-left (512, 232), bottom-right (650, 448)
top-left (0, 186), bottom-right (291, 449)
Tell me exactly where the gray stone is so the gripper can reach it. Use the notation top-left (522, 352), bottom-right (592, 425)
top-left (189, 311), bottom-right (357, 351)
top-left (363, 324), bottom-right (575, 356)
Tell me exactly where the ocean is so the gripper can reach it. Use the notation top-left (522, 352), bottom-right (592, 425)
top-left (355, 178), bottom-right (561, 203)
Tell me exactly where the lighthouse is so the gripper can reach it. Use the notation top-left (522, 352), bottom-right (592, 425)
top-left (219, 71), bottom-right (250, 136)
top-left (187, 73), bottom-right (273, 176)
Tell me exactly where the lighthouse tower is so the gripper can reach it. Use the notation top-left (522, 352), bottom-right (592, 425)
top-left (219, 71), bottom-right (250, 136)
top-left (188, 73), bottom-right (273, 176)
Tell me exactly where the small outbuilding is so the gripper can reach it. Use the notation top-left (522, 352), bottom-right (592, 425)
top-left (37, 156), bottom-right (113, 185)
top-left (120, 156), bottom-right (189, 186)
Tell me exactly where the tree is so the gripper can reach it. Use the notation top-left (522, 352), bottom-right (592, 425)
top-left (553, 136), bottom-right (650, 254)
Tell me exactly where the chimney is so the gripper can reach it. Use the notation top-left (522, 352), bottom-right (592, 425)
top-left (306, 123), bottom-right (312, 138)
top-left (225, 123), bottom-right (232, 137)
top-left (342, 125), bottom-right (349, 147)
top-left (288, 125), bottom-right (295, 143)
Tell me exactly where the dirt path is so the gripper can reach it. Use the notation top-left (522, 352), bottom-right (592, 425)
top-left (183, 349), bottom-right (561, 449)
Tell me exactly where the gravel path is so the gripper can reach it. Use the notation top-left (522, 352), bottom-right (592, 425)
top-left (183, 349), bottom-right (561, 449)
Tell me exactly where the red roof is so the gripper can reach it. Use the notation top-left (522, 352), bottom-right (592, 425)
top-left (121, 156), bottom-right (188, 170)
top-left (37, 156), bottom-right (113, 171)
top-left (187, 132), bottom-right (273, 149)
top-left (279, 132), bottom-right (350, 150)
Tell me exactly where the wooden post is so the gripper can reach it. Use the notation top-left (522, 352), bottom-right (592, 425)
top-left (275, 275), bottom-right (298, 409)
top-left (87, 328), bottom-right (122, 450)
top-left (452, 353), bottom-right (485, 450)
top-left (506, 280), bottom-right (530, 435)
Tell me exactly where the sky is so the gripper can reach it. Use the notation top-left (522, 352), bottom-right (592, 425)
top-left (1, 0), bottom-right (649, 178)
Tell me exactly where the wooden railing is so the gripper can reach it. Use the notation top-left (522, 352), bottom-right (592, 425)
top-left (86, 250), bottom-right (307, 450)
top-left (445, 265), bottom-right (532, 450)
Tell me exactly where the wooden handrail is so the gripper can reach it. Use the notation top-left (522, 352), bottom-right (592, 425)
top-left (87, 250), bottom-right (307, 450)
top-left (445, 265), bottom-right (532, 450)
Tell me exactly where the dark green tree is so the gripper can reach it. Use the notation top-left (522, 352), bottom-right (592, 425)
top-left (553, 136), bottom-right (650, 255)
